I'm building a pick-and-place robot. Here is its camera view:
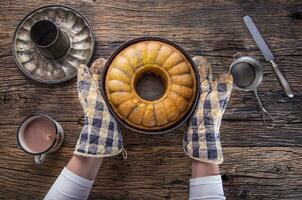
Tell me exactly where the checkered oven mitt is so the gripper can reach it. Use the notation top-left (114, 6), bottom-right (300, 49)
top-left (184, 56), bottom-right (233, 164)
top-left (74, 58), bottom-right (124, 158)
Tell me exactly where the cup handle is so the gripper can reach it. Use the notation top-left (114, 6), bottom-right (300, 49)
top-left (35, 154), bottom-right (46, 164)
top-left (233, 52), bottom-right (242, 59)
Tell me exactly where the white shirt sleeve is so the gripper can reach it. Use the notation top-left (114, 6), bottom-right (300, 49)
top-left (44, 168), bottom-right (224, 200)
top-left (44, 167), bottom-right (94, 200)
top-left (189, 175), bottom-right (225, 200)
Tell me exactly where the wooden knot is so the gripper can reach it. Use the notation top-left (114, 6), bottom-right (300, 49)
top-left (221, 173), bottom-right (231, 183)
top-left (290, 10), bottom-right (302, 19)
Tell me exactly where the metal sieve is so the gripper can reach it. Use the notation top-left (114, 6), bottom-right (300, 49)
top-left (230, 53), bottom-right (275, 128)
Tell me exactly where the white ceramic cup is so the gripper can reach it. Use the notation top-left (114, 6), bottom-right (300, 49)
top-left (17, 114), bottom-right (64, 164)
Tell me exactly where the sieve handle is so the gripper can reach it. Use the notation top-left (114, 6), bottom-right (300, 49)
top-left (270, 61), bottom-right (294, 98)
top-left (259, 107), bottom-right (275, 129)
top-left (253, 90), bottom-right (275, 129)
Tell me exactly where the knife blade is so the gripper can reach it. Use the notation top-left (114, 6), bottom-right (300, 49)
top-left (243, 15), bottom-right (294, 98)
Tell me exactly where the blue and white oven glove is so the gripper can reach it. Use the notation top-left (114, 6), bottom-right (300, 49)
top-left (184, 56), bottom-right (233, 164)
top-left (74, 58), bottom-right (124, 158)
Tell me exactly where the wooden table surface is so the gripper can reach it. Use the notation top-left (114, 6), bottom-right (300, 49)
top-left (1, 1), bottom-right (302, 199)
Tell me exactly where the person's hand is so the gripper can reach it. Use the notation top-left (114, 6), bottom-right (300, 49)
top-left (74, 58), bottom-right (123, 157)
top-left (183, 56), bottom-right (233, 164)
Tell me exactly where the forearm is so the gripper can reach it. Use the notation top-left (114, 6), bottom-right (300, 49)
top-left (192, 160), bottom-right (220, 178)
top-left (189, 160), bottom-right (225, 200)
top-left (44, 155), bottom-right (103, 200)
top-left (67, 155), bottom-right (103, 180)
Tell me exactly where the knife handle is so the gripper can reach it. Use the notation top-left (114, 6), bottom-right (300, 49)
top-left (270, 61), bottom-right (294, 98)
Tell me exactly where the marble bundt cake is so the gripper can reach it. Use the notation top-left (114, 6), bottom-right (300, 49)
top-left (104, 39), bottom-right (197, 131)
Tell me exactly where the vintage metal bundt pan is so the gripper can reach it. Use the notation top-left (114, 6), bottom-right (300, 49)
top-left (12, 5), bottom-right (94, 83)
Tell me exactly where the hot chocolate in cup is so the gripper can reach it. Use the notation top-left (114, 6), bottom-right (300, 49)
top-left (17, 114), bottom-right (64, 164)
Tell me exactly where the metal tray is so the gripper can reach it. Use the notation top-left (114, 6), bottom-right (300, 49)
top-left (101, 37), bottom-right (200, 134)
top-left (12, 5), bottom-right (94, 84)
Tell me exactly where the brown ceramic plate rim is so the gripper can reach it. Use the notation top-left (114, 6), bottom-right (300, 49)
top-left (101, 36), bottom-right (200, 134)
top-left (11, 4), bottom-right (95, 84)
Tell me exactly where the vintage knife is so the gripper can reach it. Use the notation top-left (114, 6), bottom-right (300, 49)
top-left (243, 15), bottom-right (294, 98)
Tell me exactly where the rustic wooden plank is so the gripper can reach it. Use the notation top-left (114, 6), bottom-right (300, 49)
top-left (1, 90), bottom-right (301, 147)
top-left (0, 146), bottom-right (301, 199)
top-left (1, 121), bottom-right (302, 156)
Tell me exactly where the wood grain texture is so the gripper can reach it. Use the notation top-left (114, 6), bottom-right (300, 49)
top-left (0, 0), bottom-right (302, 199)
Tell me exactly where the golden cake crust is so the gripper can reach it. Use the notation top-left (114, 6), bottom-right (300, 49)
top-left (105, 40), bottom-right (197, 131)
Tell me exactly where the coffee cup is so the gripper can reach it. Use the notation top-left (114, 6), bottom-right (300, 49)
top-left (17, 114), bottom-right (64, 164)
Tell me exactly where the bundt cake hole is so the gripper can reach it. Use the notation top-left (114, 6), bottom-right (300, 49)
top-left (134, 69), bottom-right (167, 101)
